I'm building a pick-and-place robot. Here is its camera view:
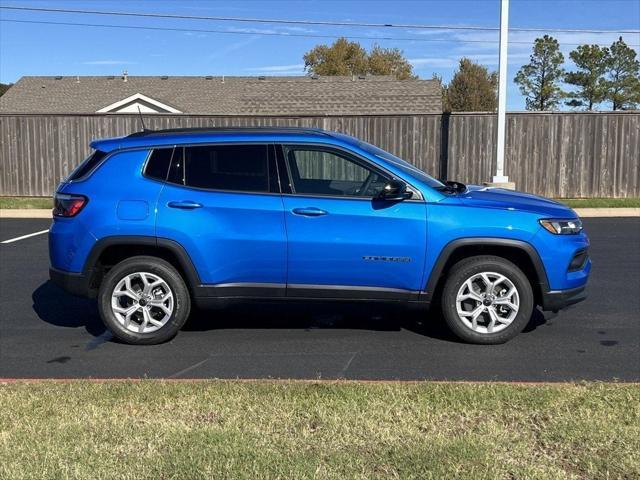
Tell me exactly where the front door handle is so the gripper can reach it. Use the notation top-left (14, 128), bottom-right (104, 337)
top-left (292, 207), bottom-right (328, 217)
top-left (167, 200), bottom-right (203, 210)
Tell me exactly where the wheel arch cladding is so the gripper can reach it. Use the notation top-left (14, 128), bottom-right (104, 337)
top-left (83, 236), bottom-right (201, 295)
top-left (422, 238), bottom-right (549, 305)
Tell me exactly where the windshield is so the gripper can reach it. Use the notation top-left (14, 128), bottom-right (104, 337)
top-left (356, 140), bottom-right (445, 189)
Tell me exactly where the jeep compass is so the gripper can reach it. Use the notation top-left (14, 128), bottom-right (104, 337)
top-left (49, 127), bottom-right (590, 345)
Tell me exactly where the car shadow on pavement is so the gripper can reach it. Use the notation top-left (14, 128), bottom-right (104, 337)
top-left (185, 301), bottom-right (548, 343)
top-left (32, 281), bottom-right (106, 338)
top-left (33, 281), bottom-right (548, 343)
top-left (185, 301), bottom-right (456, 337)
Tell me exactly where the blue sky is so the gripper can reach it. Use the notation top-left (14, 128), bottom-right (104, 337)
top-left (1, 0), bottom-right (638, 110)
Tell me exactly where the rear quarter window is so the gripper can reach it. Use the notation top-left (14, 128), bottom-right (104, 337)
top-left (67, 150), bottom-right (108, 181)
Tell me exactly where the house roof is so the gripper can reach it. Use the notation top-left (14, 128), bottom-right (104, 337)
top-left (0, 75), bottom-right (442, 115)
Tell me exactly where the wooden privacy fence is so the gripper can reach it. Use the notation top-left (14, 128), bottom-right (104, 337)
top-left (0, 111), bottom-right (638, 198)
top-left (446, 112), bottom-right (639, 199)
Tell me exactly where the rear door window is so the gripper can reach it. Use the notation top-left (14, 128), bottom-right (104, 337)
top-left (144, 148), bottom-right (174, 181)
top-left (168, 144), bottom-right (271, 193)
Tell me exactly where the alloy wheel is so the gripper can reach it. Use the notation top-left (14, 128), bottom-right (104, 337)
top-left (110, 272), bottom-right (174, 334)
top-left (455, 271), bottom-right (520, 334)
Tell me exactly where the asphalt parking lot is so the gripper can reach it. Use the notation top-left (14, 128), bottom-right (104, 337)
top-left (0, 217), bottom-right (638, 381)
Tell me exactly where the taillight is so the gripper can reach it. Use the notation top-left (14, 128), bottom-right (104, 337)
top-left (53, 193), bottom-right (88, 217)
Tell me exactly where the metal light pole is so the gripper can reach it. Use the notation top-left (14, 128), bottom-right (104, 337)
top-left (492, 0), bottom-right (514, 188)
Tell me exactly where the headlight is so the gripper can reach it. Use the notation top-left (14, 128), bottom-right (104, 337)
top-left (539, 219), bottom-right (583, 235)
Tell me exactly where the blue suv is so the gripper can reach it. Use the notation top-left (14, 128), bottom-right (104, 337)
top-left (49, 127), bottom-right (590, 345)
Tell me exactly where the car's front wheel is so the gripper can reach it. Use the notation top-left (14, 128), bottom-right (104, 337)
top-left (98, 256), bottom-right (191, 345)
top-left (441, 255), bottom-right (534, 344)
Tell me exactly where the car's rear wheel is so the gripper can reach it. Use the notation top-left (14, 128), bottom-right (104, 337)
top-left (98, 256), bottom-right (191, 345)
top-left (441, 255), bottom-right (534, 344)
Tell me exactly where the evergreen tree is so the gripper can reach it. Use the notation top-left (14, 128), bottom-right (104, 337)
top-left (514, 35), bottom-right (565, 110)
top-left (564, 44), bottom-right (609, 110)
top-left (604, 37), bottom-right (640, 110)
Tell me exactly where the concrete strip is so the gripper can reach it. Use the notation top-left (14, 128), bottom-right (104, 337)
top-left (0, 209), bottom-right (52, 219)
top-left (483, 181), bottom-right (516, 190)
top-left (573, 208), bottom-right (640, 217)
top-left (0, 208), bottom-right (638, 219)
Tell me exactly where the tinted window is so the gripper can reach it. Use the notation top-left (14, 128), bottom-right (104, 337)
top-left (284, 146), bottom-right (388, 197)
top-left (68, 150), bottom-right (107, 181)
top-left (169, 145), bottom-right (270, 192)
top-left (356, 140), bottom-right (445, 189)
top-left (144, 148), bottom-right (174, 181)
top-left (167, 147), bottom-right (185, 185)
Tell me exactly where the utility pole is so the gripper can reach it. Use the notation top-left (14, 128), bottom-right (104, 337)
top-left (490, 0), bottom-right (515, 189)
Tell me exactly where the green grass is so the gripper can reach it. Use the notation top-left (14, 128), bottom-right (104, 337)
top-left (556, 197), bottom-right (640, 208)
top-left (0, 196), bottom-right (52, 209)
top-left (0, 381), bottom-right (638, 479)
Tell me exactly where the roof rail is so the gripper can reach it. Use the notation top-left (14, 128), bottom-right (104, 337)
top-left (126, 126), bottom-right (330, 138)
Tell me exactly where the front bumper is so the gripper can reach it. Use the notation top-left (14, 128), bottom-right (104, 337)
top-left (49, 267), bottom-right (91, 297)
top-left (540, 285), bottom-right (587, 312)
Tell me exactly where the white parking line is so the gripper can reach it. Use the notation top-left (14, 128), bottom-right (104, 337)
top-left (1, 229), bottom-right (49, 244)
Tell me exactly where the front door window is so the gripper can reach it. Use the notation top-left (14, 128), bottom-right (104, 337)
top-left (284, 146), bottom-right (388, 198)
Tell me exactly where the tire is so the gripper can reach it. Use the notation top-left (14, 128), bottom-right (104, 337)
top-left (98, 256), bottom-right (191, 345)
top-left (440, 255), bottom-right (534, 344)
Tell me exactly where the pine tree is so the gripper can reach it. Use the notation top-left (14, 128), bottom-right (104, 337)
top-left (604, 37), bottom-right (640, 110)
top-left (514, 35), bottom-right (565, 110)
top-left (564, 45), bottom-right (609, 110)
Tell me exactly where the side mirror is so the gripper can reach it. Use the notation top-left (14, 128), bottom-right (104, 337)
top-left (443, 180), bottom-right (467, 193)
top-left (378, 179), bottom-right (413, 201)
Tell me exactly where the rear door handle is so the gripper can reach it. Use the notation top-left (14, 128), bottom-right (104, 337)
top-left (292, 207), bottom-right (328, 217)
top-left (167, 200), bottom-right (203, 210)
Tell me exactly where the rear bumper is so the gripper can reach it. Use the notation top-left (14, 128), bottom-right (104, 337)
top-left (49, 267), bottom-right (90, 297)
top-left (540, 285), bottom-right (587, 312)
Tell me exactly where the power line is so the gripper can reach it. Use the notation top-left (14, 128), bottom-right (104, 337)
top-left (2, 19), bottom-right (638, 48)
top-left (0, 18), bottom-right (493, 43)
top-left (1, 5), bottom-right (639, 35)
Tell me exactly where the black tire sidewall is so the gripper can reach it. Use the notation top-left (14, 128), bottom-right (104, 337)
top-left (441, 256), bottom-right (534, 344)
top-left (98, 256), bottom-right (191, 345)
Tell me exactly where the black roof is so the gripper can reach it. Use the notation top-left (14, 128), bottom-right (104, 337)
top-left (126, 126), bottom-right (332, 138)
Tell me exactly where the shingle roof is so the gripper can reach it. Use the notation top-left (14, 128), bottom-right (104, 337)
top-left (0, 75), bottom-right (442, 115)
